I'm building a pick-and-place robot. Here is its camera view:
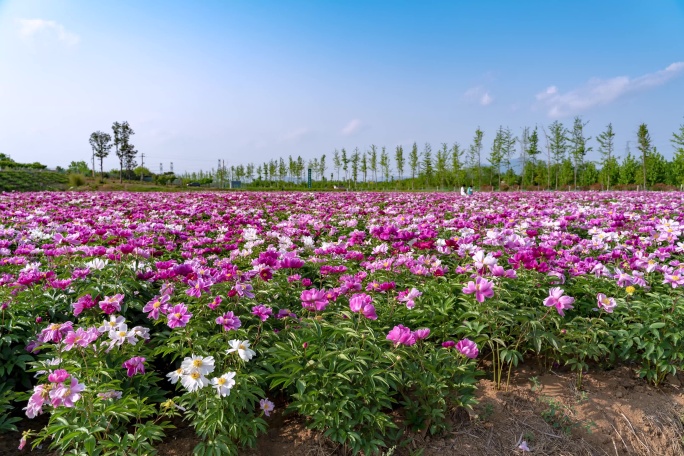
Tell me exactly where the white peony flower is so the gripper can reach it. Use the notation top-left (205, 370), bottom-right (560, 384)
top-left (181, 355), bottom-right (215, 376)
top-left (180, 371), bottom-right (209, 392)
top-left (211, 372), bottom-right (236, 397)
top-left (226, 339), bottom-right (256, 362)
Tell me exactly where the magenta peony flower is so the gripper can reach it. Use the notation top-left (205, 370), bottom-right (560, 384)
top-left (349, 293), bottom-right (372, 312)
top-left (413, 328), bottom-right (430, 340)
top-left (167, 304), bottom-right (192, 328)
top-left (48, 369), bottom-right (70, 384)
top-left (455, 338), bottom-right (479, 359)
top-left (122, 357), bottom-right (146, 377)
top-left (251, 305), bottom-right (273, 321)
top-left (72, 294), bottom-right (96, 317)
top-left (216, 311), bottom-right (241, 331)
top-left (462, 277), bottom-right (494, 303)
top-left (386, 324), bottom-right (416, 346)
top-left (300, 289), bottom-right (329, 311)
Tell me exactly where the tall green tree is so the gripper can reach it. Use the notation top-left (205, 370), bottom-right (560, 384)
top-left (636, 123), bottom-right (651, 189)
top-left (597, 123), bottom-right (616, 190)
top-left (269, 160), bottom-right (277, 182)
top-left (671, 119), bottom-right (684, 186)
top-left (278, 158), bottom-right (287, 181)
top-left (319, 154), bottom-right (327, 181)
top-left (89, 130), bottom-right (112, 180)
top-left (422, 142), bottom-right (433, 188)
top-left (333, 149), bottom-right (341, 181)
top-left (501, 127), bottom-right (516, 181)
top-left (470, 128), bottom-right (484, 188)
top-left (394, 145), bottom-right (404, 181)
top-left (409, 142), bottom-right (420, 189)
top-left (341, 148), bottom-right (349, 182)
top-left (112, 121), bottom-right (135, 183)
top-left (436, 143), bottom-right (448, 188)
top-left (569, 116), bottom-right (591, 188)
top-left (369, 145), bottom-right (378, 183)
top-left (488, 127), bottom-right (504, 187)
top-left (351, 148), bottom-right (360, 186)
top-left (450, 142), bottom-right (463, 185)
top-left (361, 151), bottom-right (368, 183)
top-left (518, 127), bottom-right (530, 188)
top-left (645, 147), bottom-right (667, 186)
top-left (548, 121), bottom-right (567, 189)
top-left (380, 146), bottom-right (390, 183)
top-left (619, 143), bottom-right (639, 185)
top-left (526, 128), bottom-right (541, 187)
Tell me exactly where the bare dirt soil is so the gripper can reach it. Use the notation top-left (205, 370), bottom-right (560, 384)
top-left (5, 366), bottom-right (683, 456)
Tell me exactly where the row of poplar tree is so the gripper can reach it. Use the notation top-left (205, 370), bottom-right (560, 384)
top-left (218, 117), bottom-right (684, 190)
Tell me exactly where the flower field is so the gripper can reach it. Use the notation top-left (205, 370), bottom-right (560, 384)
top-left (1, 191), bottom-right (683, 455)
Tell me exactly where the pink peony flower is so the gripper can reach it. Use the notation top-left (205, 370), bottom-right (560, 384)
top-left (49, 377), bottom-right (85, 408)
top-left (260, 398), bottom-right (275, 417)
top-left (99, 294), bottom-right (124, 315)
top-left (462, 277), bottom-right (494, 303)
top-left (142, 295), bottom-right (169, 320)
top-left (455, 338), bottom-right (479, 359)
top-left (543, 287), bottom-right (575, 316)
top-left (596, 293), bottom-right (617, 313)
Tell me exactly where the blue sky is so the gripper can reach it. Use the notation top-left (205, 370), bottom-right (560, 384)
top-left (1, 0), bottom-right (683, 173)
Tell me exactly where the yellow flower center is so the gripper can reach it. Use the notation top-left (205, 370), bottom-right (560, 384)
top-left (118, 331), bottom-right (126, 337)
top-left (625, 286), bottom-right (636, 294)
top-left (239, 344), bottom-right (246, 350)
top-left (191, 372), bottom-right (200, 380)
top-left (174, 313), bottom-right (182, 319)
top-left (153, 301), bottom-right (161, 308)
top-left (217, 378), bottom-right (226, 385)
top-left (192, 359), bottom-right (202, 367)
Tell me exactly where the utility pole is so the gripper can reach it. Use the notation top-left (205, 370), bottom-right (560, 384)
top-left (140, 153), bottom-right (145, 181)
top-left (170, 162), bottom-right (174, 174)
top-left (222, 160), bottom-right (226, 188)
top-left (159, 163), bottom-right (163, 174)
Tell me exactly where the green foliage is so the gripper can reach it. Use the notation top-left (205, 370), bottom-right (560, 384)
top-left (68, 174), bottom-right (87, 187)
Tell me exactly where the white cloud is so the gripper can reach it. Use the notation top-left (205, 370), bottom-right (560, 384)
top-left (341, 119), bottom-right (362, 136)
top-left (464, 86), bottom-right (494, 106)
top-left (16, 19), bottom-right (80, 46)
top-left (536, 62), bottom-right (684, 118)
top-left (281, 128), bottom-right (311, 142)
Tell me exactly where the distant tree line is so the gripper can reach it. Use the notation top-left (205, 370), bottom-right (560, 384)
top-left (0, 153), bottom-right (47, 170)
top-left (214, 117), bottom-right (684, 191)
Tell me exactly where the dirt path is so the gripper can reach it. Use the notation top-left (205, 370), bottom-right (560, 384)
top-left (5, 366), bottom-right (683, 456)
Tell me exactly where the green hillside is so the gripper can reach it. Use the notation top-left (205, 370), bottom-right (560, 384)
top-left (0, 170), bottom-right (68, 191)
